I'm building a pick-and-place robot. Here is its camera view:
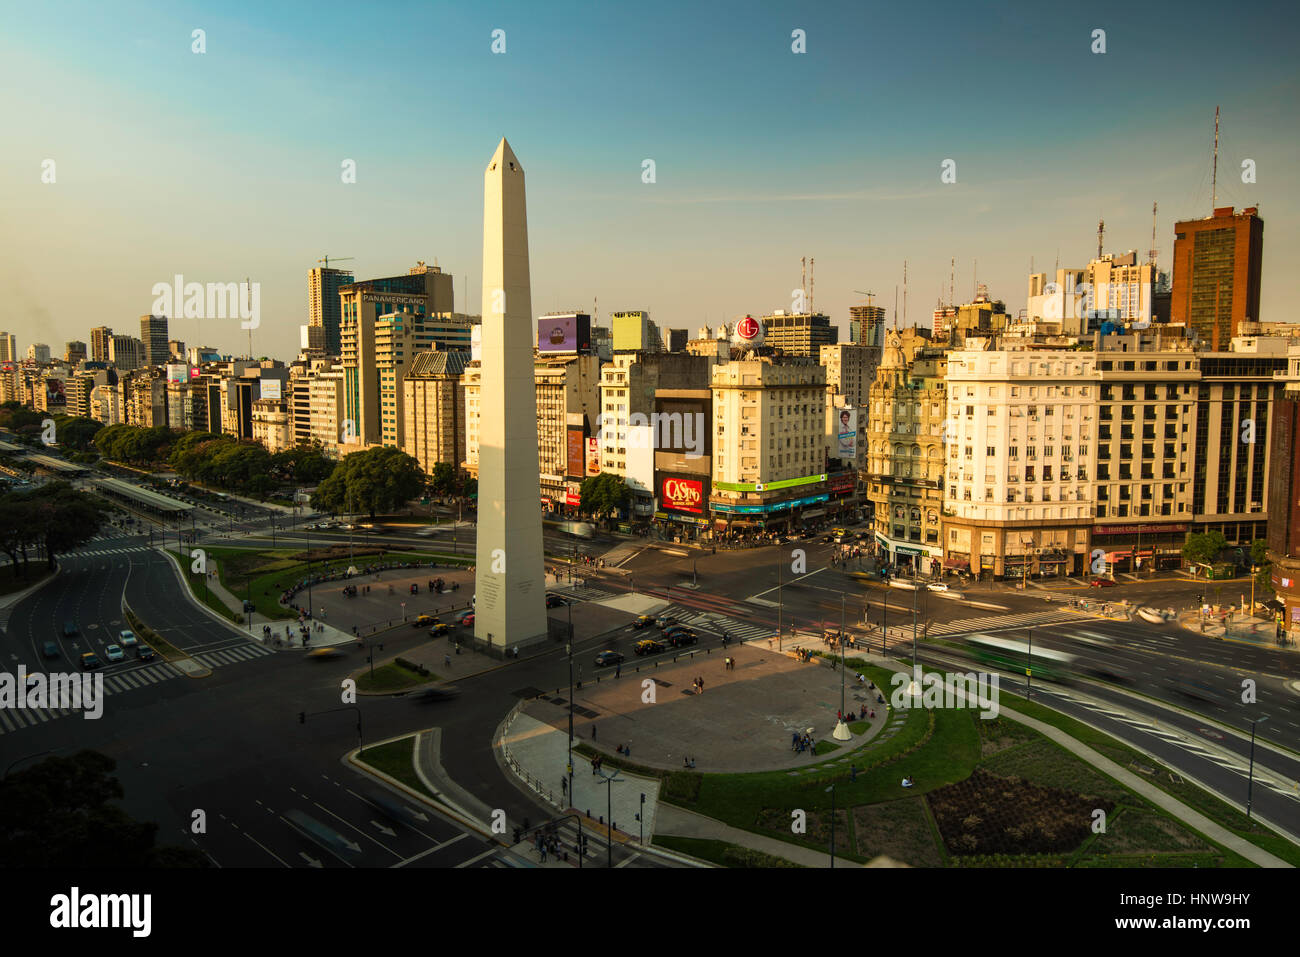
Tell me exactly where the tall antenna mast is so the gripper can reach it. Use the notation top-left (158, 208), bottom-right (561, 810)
top-left (894, 285), bottom-right (899, 332)
top-left (1148, 201), bottom-right (1159, 265)
top-left (1212, 105), bottom-right (1220, 211)
top-left (903, 260), bottom-right (908, 327)
top-left (245, 276), bottom-right (253, 359)
top-left (801, 257), bottom-right (806, 311)
top-left (949, 257), bottom-right (954, 306)
top-left (1097, 219), bottom-right (1104, 261)
top-left (810, 257), bottom-right (815, 314)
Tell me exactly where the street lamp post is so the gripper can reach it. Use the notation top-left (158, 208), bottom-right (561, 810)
top-left (597, 768), bottom-right (622, 868)
top-left (825, 783), bottom-right (837, 868)
top-left (833, 592), bottom-right (850, 740)
top-left (1247, 715), bottom-right (1269, 818)
top-left (1026, 626), bottom-right (1033, 697)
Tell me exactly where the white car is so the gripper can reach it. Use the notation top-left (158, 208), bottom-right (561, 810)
top-left (118, 630), bottom-right (139, 648)
top-left (925, 582), bottom-right (950, 592)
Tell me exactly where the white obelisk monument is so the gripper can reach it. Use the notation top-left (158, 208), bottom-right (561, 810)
top-left (475, 138), bottom-right (547, 650)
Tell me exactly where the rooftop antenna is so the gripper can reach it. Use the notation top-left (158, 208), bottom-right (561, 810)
top-left (1097, 219), bottom-right (1105, 261)
top-left (1148, 201), bottom-right (1159, 266)
top-left (949, 257), bottom-right (954, 306)
top-left (1212, 105), bottom-right (1219, 211)
top-left (903, 259), bottom-right (908, 327)
top-left (893, 285), bottom-right (899, 332)
top-left (810, 257), bottom-right (815, 314)
top-left (245, 276), bottom-right (253, 359)
top-left (801, 257), bottom-right (807, 311)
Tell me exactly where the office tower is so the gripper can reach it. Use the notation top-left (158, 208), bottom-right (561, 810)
top-left (308, 266), bottom-right (355, 356)
top-left (666, 328), bottom-right (689, 352)
top-left (474, 138), bottom-right (546, 651)
top-left (403, 350), bottom-right (471, 476)
top-left (339, 262), bottom-right (454, 447)
top-left (1172, 206), bottom-right (1264, 350)
top-left (108, 335), bottom-right (143, 371)
top-left (1266, 345), bottom-right (1300, 640)
top-left (65, 340), bottom-right (87, 364)
top-left (27, 343), bottom-right (51, 362)
top-left (140, 314), bottom-right (169, 367)
top-left (849, 304), bottom-right (886, 347)
top-left (760, 312), bottom-right (838, 356)
top-left (168, 339), bottom-right (186, 361)
top-left (90, 326), bottom-right (112, 362)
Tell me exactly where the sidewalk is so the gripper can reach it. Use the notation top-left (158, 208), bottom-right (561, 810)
top-left (1175, 609), bottom-right (1293, 651)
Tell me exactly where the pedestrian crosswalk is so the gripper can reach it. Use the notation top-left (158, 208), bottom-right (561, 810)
top-left (926, 610), bottom-right (1082, 638)
top-left (0, 641), bottom-right (276, 736)
top-left (666, 607), bottom-right (772, 643)
top-left (71, 545), bottom-right (150, 558)
top-left (192, 643), bottom-right (276, 667)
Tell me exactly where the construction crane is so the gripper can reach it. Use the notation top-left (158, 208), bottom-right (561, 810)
top-left (318, 255), bottom-right (354, 270)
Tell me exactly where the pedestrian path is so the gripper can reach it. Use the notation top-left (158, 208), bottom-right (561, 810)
top-left (664, 606), bottom-right (772, 642)
top-left (926, 609), bottom-right (1083, 637)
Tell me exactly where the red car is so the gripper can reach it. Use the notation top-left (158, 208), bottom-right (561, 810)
top-left (458, 612), bottom-right (475, 627)
top-left (1089, 578), bottom-right (1117, 587)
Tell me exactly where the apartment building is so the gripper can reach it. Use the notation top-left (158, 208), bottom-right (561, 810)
top-left (402, 350), bottom-right (470, 476)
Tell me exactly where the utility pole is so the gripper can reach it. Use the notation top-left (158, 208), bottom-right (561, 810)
top-left (777, 559), bottom-right (783, 651)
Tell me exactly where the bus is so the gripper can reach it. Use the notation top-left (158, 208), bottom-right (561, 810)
top-left (965, 633), bottom-right (1077, 682)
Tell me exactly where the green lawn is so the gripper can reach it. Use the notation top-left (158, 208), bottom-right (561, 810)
top-left (355, 737), bottom-right (433, 798)
top-left (652, 835), bottom-right (801, 868)
top-left (0, 563), bottom-right (53, 597)
top-left (357, 662), bottom-right (435, 693)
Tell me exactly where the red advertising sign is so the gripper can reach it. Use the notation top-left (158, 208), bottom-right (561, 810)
top-left (735, 315), bottom-right (760, 341)
top-left (661, 476), bottom-right (704, 514)
top-left (829, 473), bottom-right (855, 494)
top-left (566, 428), bottom-right (584, 478)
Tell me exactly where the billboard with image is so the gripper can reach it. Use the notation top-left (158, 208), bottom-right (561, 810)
top-left (835, 407), bottom-right (856, 459)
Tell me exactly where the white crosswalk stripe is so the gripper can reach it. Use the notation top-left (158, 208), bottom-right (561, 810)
top-left (1, 661), bottom-right (181, 735)
top-left (666, 608), bottom-right (771, 642)
top-left (191, 643), bottom-right (275, 668)
top-left (927, 611), bottom-right (1080, 637)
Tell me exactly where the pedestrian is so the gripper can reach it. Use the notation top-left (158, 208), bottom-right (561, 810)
top-left (444, 654), bottom-right (451, 667)
top-left (615, 663), bottom-right (621, 678)
top-left (591, 725), bottom-right (597, 741)
top-left (513, 645), bottom-right (519, 659)
top-left (697, 676), bottom-right (704, 694)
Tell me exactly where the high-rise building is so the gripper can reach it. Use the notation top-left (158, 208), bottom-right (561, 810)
top-left (403, 350), bottom-right (470, 476)
top-left (308, 266), bottom-right (355, 355)
top-left (65, 340), bottom-right (87, 364)
top-left (1172, 206), bottom-right (1264, 350)
top-left (252, 397), bottom-right (291, 453)
top-left (140, 314), bottom-right (169, 367)
top-left (1027, 254), bottom-right (1165, 334)
top-left (942, 347), bottom-right (1099, 579)
top-left (1266, 344), bottom-right (1300, 640)
top-left (0, 332), bottom-right (16, 363)
top-left (709, 356), bottom-right (830, 532)
top-left (665, 329), bottom-right (689, 352)
top-left (168, 339), bottom-right (186, 361)
top-left (339, 263), bottom-right (454, 447)
top-left (760, 312), bottom-right (838, 357)
top-left (108, 335), bottom-right (143, 371)
top-left (90, 326), bottom-right (112, 362)
top-left (473, 138), bottom-right (547, 651)
top-left (27, 343), bottom-right (51, 363)
top-left (849, 304), bottom-right (887, 348)
top-left (820, 343), bottom-right (881, 472)
top-left (866, 329), bottom-right (947, 574)
top-left (1091, 331), bottom-right (1199, 572)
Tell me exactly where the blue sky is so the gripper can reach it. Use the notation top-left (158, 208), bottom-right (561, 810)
top-left (3, 0), bottom-right (1298, 358)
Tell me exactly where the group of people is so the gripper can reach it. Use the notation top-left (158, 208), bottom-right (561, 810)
top-left (791, 732), bottom-right (814, 753)
top-left (681, 755), bottom-right (696, 769)
top-left (692, 676), bottom-right (706, 694)
top-left (614, 743), bottom-right (631, 757)
top-left (792, 647), bottom-right (815, 663)
top-left (723, 656), bottom-right (735, 671)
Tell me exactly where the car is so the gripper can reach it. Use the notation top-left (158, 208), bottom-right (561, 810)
top-left (413, 527), bottom-right (437, 537)
top-left (104, 644), bottom-right (126, 663)
top-left (306, 647), bottom-right (344, 660)
top-left (118, 630), bottom-right (139, 648)
top-left (888, 579), bottom-right (918, 590)
top-left (667, 630), bottom-right (698, 647)
top-left (455, 609), bottom-right (474, 624)
top-left (925, 582), bottom-right (949, 592)
top-left (634, 638), bottom-right (664, 656)
top-left (410, 687), bottom-right (461, 703)
top-left (414, 614), bottom-right (438, 627)
top-left (633, 615), bottom-right (653, 629)
top-left (1089, 578), bottom-right (1117, 587)
top-left (545, 594), bottom-right (568, 608)
top-left (80, 652), bottom-right (102, 670)
top-left (655, 616), bottom-right (675, 630)
top-left (63, 620), bottom-right (78, 637)
top-left (459, 613), bottom-right (475, 627)
top-left (42, 641), bottom-right (59, 659)
top-left (136, 645), bottom-right (157, 661)
top-left (594, 650), bottom-right (624, 667)
top-left (429, 623), bottom-right (450, 636)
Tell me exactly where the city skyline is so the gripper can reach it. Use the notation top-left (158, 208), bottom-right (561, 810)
top-left (4, 0), bottom-right (1299, 359)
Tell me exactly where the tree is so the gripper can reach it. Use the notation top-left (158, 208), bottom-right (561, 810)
top-left (428, 462), bottom-right (457, 496)
top-left (1250, 538), bottom-right (1269, 568)
top-left (577, 472), bottom-right (630, 522)
top-left (1182, 530), bottom-right (1228, 568)
top-left (22, 481), bottom-right (106, 570)
top-left (312, 447), bottom-right (424, 519)
top-left (0, 751), bottom-right (208, 868)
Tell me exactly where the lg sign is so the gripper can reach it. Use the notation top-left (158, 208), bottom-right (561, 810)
top-left (662, 477), bottom-right (703, 513)
top-left (736, 316), bottom-right (760, 340)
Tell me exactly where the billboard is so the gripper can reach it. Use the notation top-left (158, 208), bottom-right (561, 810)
top-left (166, 363), bottom-right (190, 384)
top-left (566, 427), bottom-right (585, 478)
top-left (835, 407), bottom-right (856, 459)
top-left (659, 475), bottom-right (705, 514)
top-left (586, 437), bottom-right (600, 475)
top-left (260, 378), bottom-right (282, 401)
top-left (538, 314), bottom-right (592, 353)
top-left (44, 377), bottom-right (66, 406)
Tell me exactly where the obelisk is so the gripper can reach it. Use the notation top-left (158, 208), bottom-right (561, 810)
top-left (475, 138), bottom-right (547, 650)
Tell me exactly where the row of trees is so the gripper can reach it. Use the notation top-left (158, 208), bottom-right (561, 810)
top-left (0, 481), bottom-right (105, 574)
top-left (94, 423), bottom-right (177, 466)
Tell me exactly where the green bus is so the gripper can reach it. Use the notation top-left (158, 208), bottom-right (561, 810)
top-left (965, 633), bottom-right (1077, 682)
